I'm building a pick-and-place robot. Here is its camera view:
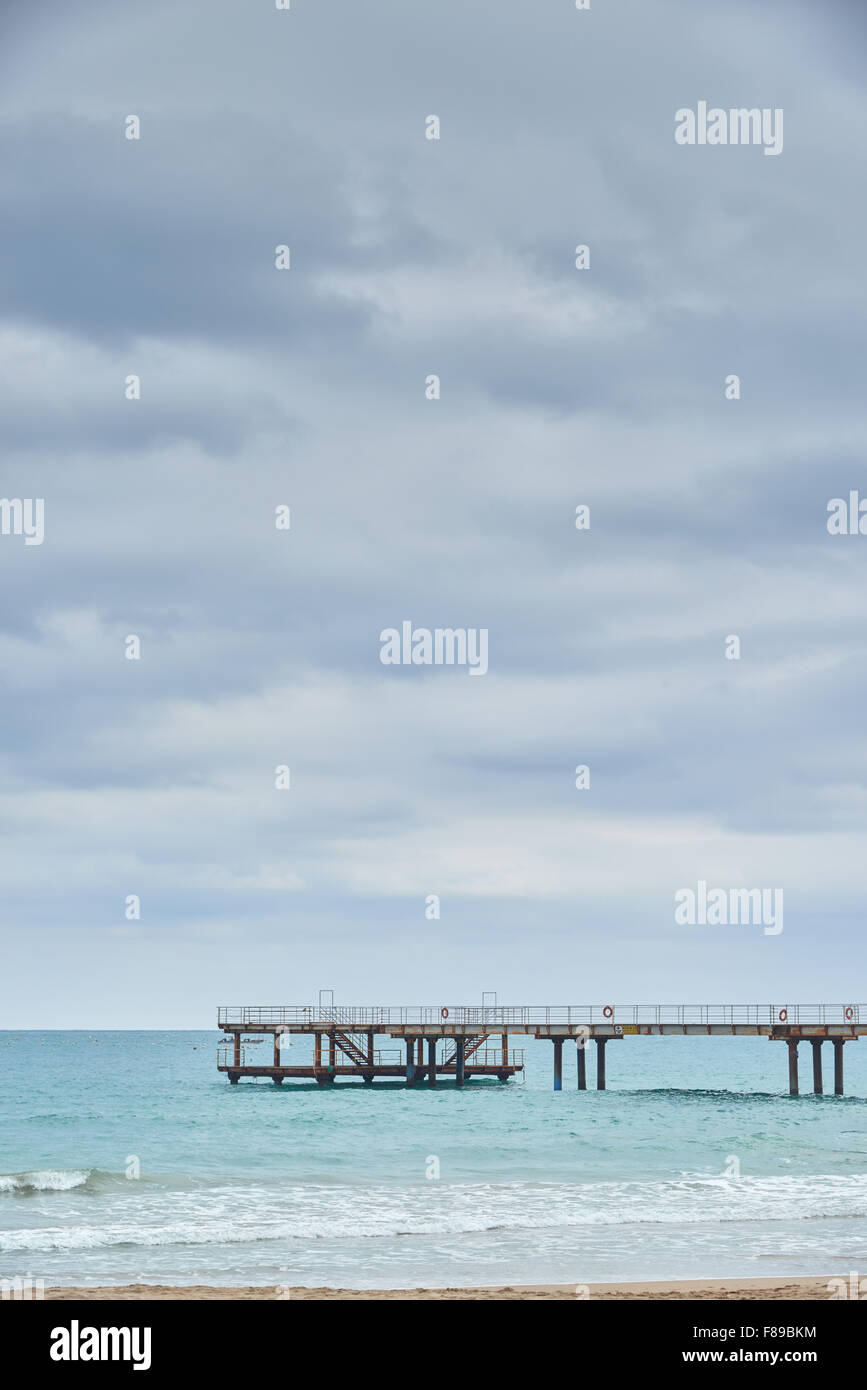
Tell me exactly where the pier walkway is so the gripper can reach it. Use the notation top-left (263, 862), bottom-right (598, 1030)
top-left (217, 1003), bottom-right (865, 1094)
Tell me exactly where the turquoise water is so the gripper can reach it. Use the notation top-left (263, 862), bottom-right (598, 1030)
top-left (2, 1031), bottom-right (867, 1289)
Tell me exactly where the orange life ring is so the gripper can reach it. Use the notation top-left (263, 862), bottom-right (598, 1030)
top-left (603, 1005), bottom-right (614, 1019)
top-left (778, 1008), bottom-right (788, 1022)
top-left (845, 1006), bottom-right (854, 1021)
top-left (441, 1007), bottom-right (449, 1019)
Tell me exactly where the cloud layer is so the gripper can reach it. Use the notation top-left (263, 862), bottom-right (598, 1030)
top-left (1, 0), bottom-right (865, 1025)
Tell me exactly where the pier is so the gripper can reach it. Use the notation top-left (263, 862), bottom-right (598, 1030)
top-left (217, 1003), bottom-right (865, 1094)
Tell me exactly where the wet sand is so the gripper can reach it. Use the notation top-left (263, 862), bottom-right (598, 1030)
top-left (44, 1276), bottom-right (835, 1301)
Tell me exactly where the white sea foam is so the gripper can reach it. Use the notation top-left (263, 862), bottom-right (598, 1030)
top-left (3, 1173), bottom-right (867, 1253)
top-left (0, 1170), bottom-right (90, 1194)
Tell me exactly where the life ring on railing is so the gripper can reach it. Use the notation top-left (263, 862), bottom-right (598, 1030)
top-left (603, 1005), bottom-right (614, 1019)
top-left (441, 1007), bottom-right (449, 1019)
top-left (778, 1008), bottom-right (788, 1022)
top-left (845, 1006), bottom-right (854, 1021)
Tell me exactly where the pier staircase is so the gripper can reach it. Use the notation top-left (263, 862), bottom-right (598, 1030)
top-left (442, 1034), bottom-right (489, 1067)
top-left (332, 1031), bottom-right (371, 1066)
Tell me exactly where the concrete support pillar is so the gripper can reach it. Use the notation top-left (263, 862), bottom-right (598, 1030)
top-left (417, 1037), bottom-right (424, 1067)
top-left (577, 1041), bottom-right (587, 1090)
top-left (328, 1033), bottom-right (336, 1071)
top-left (788, 1038), bottom-right (799, 1096)
top-left (811, 1038), bottom-right (823, 1095)
top-left (314, 1032), bottom-right (322, 1068)
top-left (273, 1033), bottom-right (280, 1068)
top-left (596, 1037), bottom-right (607, 1090)
top-left (834, 1038), bottom-right (845, 1096)
top-left (501, 1032), bottom-right (508, 1067)
top-left (553, 1038), bottom-right (563, 1091)
top-left (405, 1038), bottom-right (416, 1086)
top-left (367, 1030), bottom-right (375, 1065)
top-left (233, 1032), bottom-right (241, 1067)
top-left (427, 1037), bottom-right (437, 1086)
top-left (455, 1037), bottom-right (465, 1087)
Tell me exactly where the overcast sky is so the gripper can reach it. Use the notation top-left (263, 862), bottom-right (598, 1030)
top-left (1, 0), bottom-right (865, 1027)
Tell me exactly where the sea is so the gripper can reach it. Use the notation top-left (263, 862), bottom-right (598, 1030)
top-left (2, 1030), bottom-right (867, 1291)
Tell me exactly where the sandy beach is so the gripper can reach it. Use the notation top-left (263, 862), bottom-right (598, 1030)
top-left (44, 1276), bottom-right (835, 1301)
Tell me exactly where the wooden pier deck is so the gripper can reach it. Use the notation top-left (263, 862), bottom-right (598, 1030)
top-left (218, 1003), bottom-right (866, 1093)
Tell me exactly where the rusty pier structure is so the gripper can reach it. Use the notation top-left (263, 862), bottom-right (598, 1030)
top-left (218, 1003), bottom-right (523, 1087)
top-left (217, 1002), bottom-right (865, 1094)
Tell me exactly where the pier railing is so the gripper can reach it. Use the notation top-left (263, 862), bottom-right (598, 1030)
top-left (217, 1043), bottom-right (405, 1068)
top-left (478, 1048), bottom-right (524, 1067)
top-left (218, 1004), bottom-right (863, 1028)
top-left (217, 1043), bottom-right (523, 1069)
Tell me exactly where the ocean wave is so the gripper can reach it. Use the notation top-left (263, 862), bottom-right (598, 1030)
top-left (3, 1172), bottom-right (867, 1253)
top-left (0, 1169), bottom-right (215, 1198)
top-left (0, 1170), bottom-right (91, 1194)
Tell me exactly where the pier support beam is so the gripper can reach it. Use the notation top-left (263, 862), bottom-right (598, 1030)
top-left (367, 1030), bottom-right (375, 1065)
top-left (811, 1039), bottom-right (823, 1095)
top-left (328, 1033), bottom-right (336, 1072)
top-left (787, 1038), bottom-right (799, 1096)
top-left (455, 1037), bottom-right (466, 1087)
top-left (427, 1037), bottom-right (437, 1086)
top-left (405, 1038), bottom-right (416, 1086)
top-left (314, 1033), bottom-right (322, 1069)
top-left (233, 1033), bottom-right (241, 1067)
top-left (834, 1038), bottom-right (845, 1096)
top-left (577, 1041), bottom-right (587, 1090)
top-left (596, 1037), bottom-right (607, 1090)
top-left (553, 1038), bottom-right (563, 1091)
top-left (273, 1033), bottom-right (281, 1068)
